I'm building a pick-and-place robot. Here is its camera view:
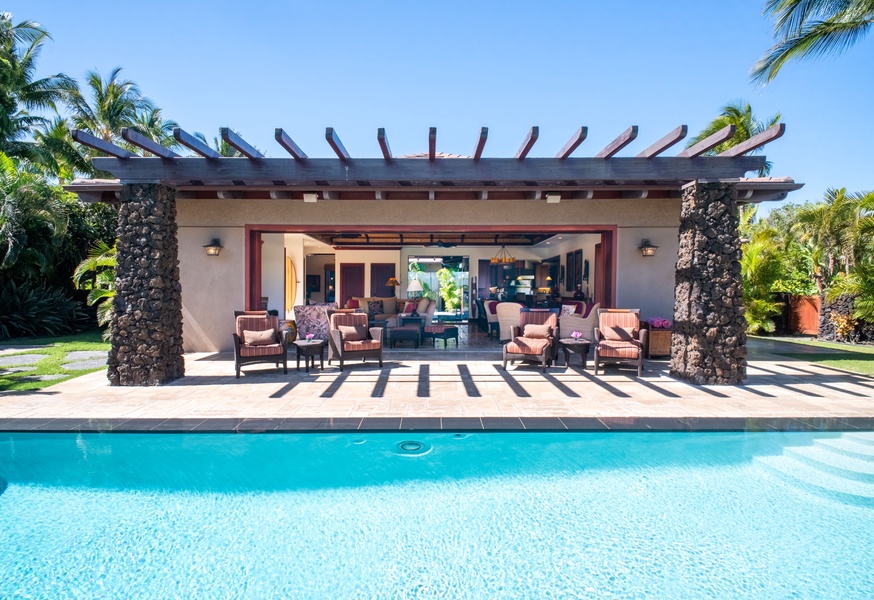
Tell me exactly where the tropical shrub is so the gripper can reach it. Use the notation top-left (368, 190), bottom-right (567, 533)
top-left (436, 267), bottom-right (462, 312)
top-left (740, 234), bottom-right (784, 334)
top-left (0, 281), bottom-right (88, 340)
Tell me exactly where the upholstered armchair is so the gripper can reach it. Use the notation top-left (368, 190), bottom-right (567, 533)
top-left (593, 309), bottom-right (647, 376)
top-left (328, 312), bottom-right (383, 371)
top-left (496, 302), bottom-right (524, 342)
top-left (232, 311), bottom-right (288, 378)
top-left (502, 310), bottom-right (559, 372)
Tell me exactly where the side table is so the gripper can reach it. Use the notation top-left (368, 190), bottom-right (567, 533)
top-left (293, 339), bottom-right (326, 372)
top-left (647, 329), bottom-right (672, 358)
top-left (558, 338), bottom-right (592, 369)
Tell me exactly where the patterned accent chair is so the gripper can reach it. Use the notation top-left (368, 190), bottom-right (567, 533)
top-left (232, 311), bottom-right (288, 378)
top-left (502, 310), bottom-right (558, 372)
top-left (293, 303), bottom-right (337, 341)
top-left (593, 309), bottom-right (647, 376)
top-left (328, 312), bottom-right (384, 371)
top-left (496, 302), bottom-right (524, 342)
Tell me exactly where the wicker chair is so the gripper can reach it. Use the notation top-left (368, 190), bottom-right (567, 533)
top-left (327, 312), bottom-right (383, 371)
top-left (484, 300), bottom-right (500, 339)
top-left (232, 311), bottom-right (288, 378)
top-left (496, 302), bottom-right (524, 342)
top-left (593, 309), bottom-right (647, 376)
top-left (558, 302), bottom-right (600, 341)
top-left (502, 310), bottom-right (559, 372)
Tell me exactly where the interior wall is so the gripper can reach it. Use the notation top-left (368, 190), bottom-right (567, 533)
top-left (304, 253), bottom-right (335, 304)
top-left (283, 233), bottom-right (306, 317)
top-left (538, 233), bottom-right (602, 299)
top-left (333, 249), bottom-right (401, 305)
top-left (260, 234), bottom-right (285, 314)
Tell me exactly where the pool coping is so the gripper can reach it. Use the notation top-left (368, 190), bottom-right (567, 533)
top-left (0, 416), bottom-right (872, 433)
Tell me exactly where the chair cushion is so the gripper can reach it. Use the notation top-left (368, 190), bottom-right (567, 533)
top-left (506, 337), bottom-right (551, 355)
top-left (240, 343), bottom-right (283, 357)
top-left (343, 339), bottom-right (381, 351)
top-left (603, 326), bottom-right (637, 341)
top-left (417, 297), bottom-right (430, 314)
top-left (523, 324), bottom-right (551, 339)
top-left (243, 329), bottom-right (276, 346)
top-left (424, 325), bottom-right (446, 334)
top-left (367, 300), bottom-right (384, 316)
top-left (598, 340), bottom-right (641, 358)
top-left (339, 324), bottom-right (367, 341)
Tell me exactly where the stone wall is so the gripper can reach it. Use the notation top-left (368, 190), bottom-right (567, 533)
top-left (108, 184), bottom-right (184, 385)
top-left (819, 294), bottom-right (873, 343)
top-left (670, 181), bottom-right (747, 385)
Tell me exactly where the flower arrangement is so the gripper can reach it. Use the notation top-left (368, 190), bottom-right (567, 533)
top-left (647, 318), bottom-right (672, 329)
top-left (305, 333), bottom-right (315, 343)
top-left (570, 330), bottom-right (583, 340)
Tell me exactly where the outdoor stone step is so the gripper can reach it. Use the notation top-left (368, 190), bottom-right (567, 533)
top-left (756, 455), bottom-right (874, 508)
top-left (815, 437), bottom-right (874, 460)
top-left (786, 445), bottom-right (874, 483)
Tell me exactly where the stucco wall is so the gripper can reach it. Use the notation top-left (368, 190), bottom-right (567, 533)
top-left (615, 226), bottom-right (679, 321)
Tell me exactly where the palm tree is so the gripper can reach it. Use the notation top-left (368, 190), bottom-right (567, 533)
top-left (794, 188), bottom-right (859, 281)
top-left (73, 240), bottom-right (116, 330)
top-left (66, 67), bottom-right (154, 146)
top-left (193, 129), bottom-right (257, 157)
top-left (740, 228), bottom-right (784, 334)
top-left (133, 107), bottom-right (180, 151)
top-left (752, 0), bottom-right (874, 83)
top-left (688, 101), bottom-right (780, 175)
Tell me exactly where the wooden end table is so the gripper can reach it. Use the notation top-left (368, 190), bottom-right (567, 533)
top-left (647, 328), bottom-right (672, 358)
top-left (558, 338), bottom-right (592, 369)
top-left (293, 339), bottom-right (326, 372)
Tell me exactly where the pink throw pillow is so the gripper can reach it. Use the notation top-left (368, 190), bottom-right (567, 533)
top-left (348, 299), bottom-right (360, 309)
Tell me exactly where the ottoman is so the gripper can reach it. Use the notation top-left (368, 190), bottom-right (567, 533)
top-left (389, 325), bottom-right (419, 348)
top-left (423, 324), bottom-right (459, 348)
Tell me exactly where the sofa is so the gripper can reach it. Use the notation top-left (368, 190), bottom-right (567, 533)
top-left (347, 296), bottom-right (437, 328)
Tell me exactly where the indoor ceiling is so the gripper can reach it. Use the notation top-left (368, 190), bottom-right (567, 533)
top-left (304, 232), bottom-right (553, 248)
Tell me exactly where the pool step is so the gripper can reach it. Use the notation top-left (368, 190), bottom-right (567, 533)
top-left (756, 433), bottom-right (874, 507)
top-left (842, 432), bottom-right (874, 447)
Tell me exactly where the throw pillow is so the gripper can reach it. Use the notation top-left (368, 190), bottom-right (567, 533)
top-left (403, 301), bottom-right (416, 314)
top-left (367, 300), bottom-right (384, 316)
top-left (338, 324), bottom-right (367, 341)
top-left (348, 299), bottom-right (360, 309)
top-left (243, 329), bottom-right (276, 346)
top-left (560, 304), bottom-right (576, 317)
top-left (380, 296), bottom-right (397, 316)
top-left (604, 326), bottom-right (636, 341)
top-left (523, 324), bottom-right (551, 339)
top-left (417, 298), bottom-right (430, 314)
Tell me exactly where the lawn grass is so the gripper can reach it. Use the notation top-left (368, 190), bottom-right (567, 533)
top-left (0, 329), bottom-right (109, 392)
top-left (763, 337), bottom-right (874, 377)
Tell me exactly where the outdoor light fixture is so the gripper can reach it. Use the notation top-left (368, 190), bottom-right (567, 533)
top-left (203, 238), bottom-right (223, 256)
top-left (490, 245), bottom-right (516, 264)
top-left (546, 193), bottom-right (561, 204)
top-left (639, 239), bottom-right (659, 257)
top-left (303, 192), bottom-right (318, 203)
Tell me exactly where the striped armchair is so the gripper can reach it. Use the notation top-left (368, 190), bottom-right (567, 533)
top-left (232, 311), bottom-right (288, 378)
top-left (593, 309), bottom-right (647, 376)
top-left (502, 309), bottom-right (559, 372)
top-left (328, 312), bottom-right (383, 371)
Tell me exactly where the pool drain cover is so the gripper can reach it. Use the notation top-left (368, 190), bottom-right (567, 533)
top-left (395, 440), bottom-right (432, 456)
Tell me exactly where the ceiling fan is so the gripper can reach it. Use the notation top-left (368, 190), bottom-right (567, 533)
top-left (425, 236), bottom-right (456, 248)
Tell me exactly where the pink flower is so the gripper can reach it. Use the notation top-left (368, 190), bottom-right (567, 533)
top-left (571, 331), bottom-right (582, 339)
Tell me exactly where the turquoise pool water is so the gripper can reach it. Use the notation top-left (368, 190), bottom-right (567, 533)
top-left (1, 431), bottom-right (872, 598)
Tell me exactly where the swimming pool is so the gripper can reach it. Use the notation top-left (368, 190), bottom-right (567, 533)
top-left (1, 431), bottom-right (872, 598)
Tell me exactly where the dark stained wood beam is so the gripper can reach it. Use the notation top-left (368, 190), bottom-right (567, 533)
top-left (71, 129), bottom-right (136, 158)
top-left (220, 127), bottom-right (264, 159)
top-left (556, 126), bottom-right (588, 159)
top-left (173, 128), bottom-right (220, 159)
top-left (677, 124), bottom-right (736, 158)
top-left (377, 128), bottom-right (392, 160)
top-left (636, 125), bottom-right (687, 158)
top-left (473, 127), bottom-right (488, 160)
top-left (515, 126), bottom-right (539, 159)
top-left (594, 126), bottom-right (638, 159)
top-left (274, 128), bottom-right (308, 159)
top-left (325, 127), bottom-right (350, 159)
top-left (718, 123), bottom-right (785, 157)
top-left (428, 127), bottom-right (436, 160)
top-left (121, 128), bottom-right (179, 159)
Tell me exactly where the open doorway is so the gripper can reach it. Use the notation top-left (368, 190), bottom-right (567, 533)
top-left (408, 255), bottom-right (469, 320)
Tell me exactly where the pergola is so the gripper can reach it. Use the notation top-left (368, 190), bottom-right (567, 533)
top-left (68, 122), bottom-right (801, 387)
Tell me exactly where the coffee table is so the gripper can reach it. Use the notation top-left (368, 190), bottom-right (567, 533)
top-left (389, 326), bottom-right (419, 348)
top-left (558, 338), bottom-right (592, 369)
top-left (293, 339), bottom-right (326, 372)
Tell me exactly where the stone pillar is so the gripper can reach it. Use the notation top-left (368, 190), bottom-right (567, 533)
top-left (670, 181), bottom-right (746, 385)
top-left (108, 183), bottom-right (184, 386)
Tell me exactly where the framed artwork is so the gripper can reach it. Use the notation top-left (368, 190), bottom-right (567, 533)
top-left (583, 259), bottom-right (590, 282)
top-left (306, 275), bottom-right (320, 293)
top-left (560, 265), bottom-right (565, 284)
top-left (565, 252), bottom-right (574, 292)
top-left (574, 250), bottom-right (583, 289)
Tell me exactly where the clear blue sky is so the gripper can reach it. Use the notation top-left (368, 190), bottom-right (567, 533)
top-left (8, 0), bottom-right (873, 209)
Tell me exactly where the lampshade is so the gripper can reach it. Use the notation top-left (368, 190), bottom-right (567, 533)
top-left (386, 277), bottom-right (400, 287)
top-left (546, 275), bottom-right (553, 281)
top-left (407, 279), bottom-right (424, 293)
top-left (490, 245), bottom-right (515, 264)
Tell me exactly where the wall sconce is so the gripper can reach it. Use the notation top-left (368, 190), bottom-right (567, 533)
top-left (203, 238), bottom-right (223, 256)
top-left (639, 239), bottom-right (659, 257)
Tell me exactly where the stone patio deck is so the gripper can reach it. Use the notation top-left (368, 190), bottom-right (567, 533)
top-left (0, 332), bottom-right (872, 432)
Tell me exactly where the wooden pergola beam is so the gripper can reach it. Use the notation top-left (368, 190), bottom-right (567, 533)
top-left (515, 126), bottom-right (539, 159)
top-left (325, 127), bottom-right (350, 159)
top-left (636, 125), bottom-right (687, 158)
top-left (473, 127), bottom-right (488, 160)
top-left (555, 126), bottom-right (588, 159)
top-left (677, 124), bottom-right (736, 158)
top-left (718, 123), bottom-right (785, 157)
top-left (71, 129), bottom-right (136, 159)
top-left (428, 127), bottom-right (437, 160)
top-left (274, 128), bottom-right (308, 159)
top-left (121, 128), bottom-right (179, 159)
top-left (220, 127), bottom-right (264, 159)
top-left (173, 128), bottom-right (220, 159)
top-left (595, 126), bottom-right (638, 159)
top-left (377, 128), bottom-right (392, 160)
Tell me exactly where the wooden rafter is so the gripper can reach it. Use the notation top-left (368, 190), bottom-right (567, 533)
top-left (636, 125), bottom-right (687, 158)
top-left (515, 126), bottom-right (539, 159)
top-left (220, 127), bottom-right (264, 159)
top-left (428, 127), bottom-right (436, 160)
top-left (718, 123), bottom-right (785, 157)
top-left (677, 124), bottom-right (736, 158)
top-left (556, 126), bottom-right (588, 159)
top-left (71, 129), bottom-right (136, 159)
top-left (377, 128), bottom-right (392, 160)
top-left (173, 128), bottom-right (220, 159)
top-left (121, 128), bottom-right (179, 158)
top-left (274, 128), bottom-right (308, 159)
top-left (473, 127), bottom-right (488, 160)
top-left (325, 127), bottom-right (350, 159)
top-left (595, 126), bottom-right (638, 159)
